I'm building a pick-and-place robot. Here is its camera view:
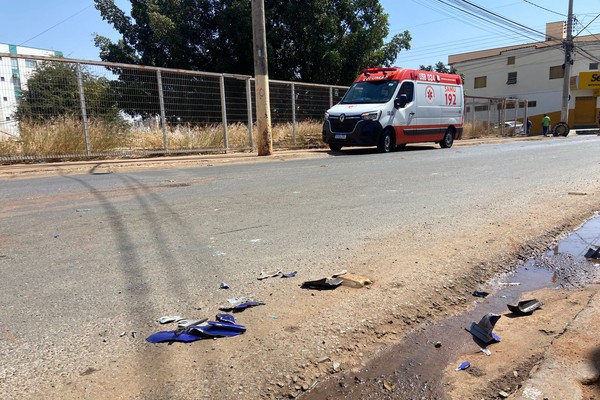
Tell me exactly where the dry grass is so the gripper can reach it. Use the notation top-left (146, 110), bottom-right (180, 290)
top-left (462, 121), bottom-right (518, 139)
top-left (0, 119), bottom-right (326, 159)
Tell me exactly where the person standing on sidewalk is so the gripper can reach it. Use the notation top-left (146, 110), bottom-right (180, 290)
top-left (542, 114), bottom-right (551, 136)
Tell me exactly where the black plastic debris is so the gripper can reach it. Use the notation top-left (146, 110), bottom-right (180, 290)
top-left (472, 291), bottom-right (490, 298)
top-left (585, 247), bottom-right (600, 259)
top-left (507, 299), bottom-right (543, 316)
top-left (301, 277), bottom-right (344, 290)
top-left (220, 282), bottom-right (230, 289)
top-left (465, 313), bottom-right (501, 345)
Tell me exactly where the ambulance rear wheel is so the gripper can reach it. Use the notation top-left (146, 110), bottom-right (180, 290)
top-left (329, 144), bottom-right (342, 152)
top-left (440, 128), bottom-right (454, 148)
top-left (377, 130), bottom-right (393, 153)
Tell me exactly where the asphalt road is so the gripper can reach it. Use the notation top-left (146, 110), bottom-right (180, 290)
top-left (1, 135), bottom-right (600, 398)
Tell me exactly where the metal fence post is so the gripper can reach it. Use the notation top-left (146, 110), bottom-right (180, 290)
top-left (291, 83), bottom-right (296, 146)
top-left (76, 63), bottom-right (91, 156)
top-left (329, 86), bottom-right (333, 108)
top-left (220, 75), bottom-right (229, 151)
top-left (246, 78), bottom-right (254, 151)
top-left (156, 70), bottom-right (168, 152)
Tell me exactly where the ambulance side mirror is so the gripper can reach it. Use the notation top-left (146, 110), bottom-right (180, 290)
top-left (395, 94), bottom-right (408, 109)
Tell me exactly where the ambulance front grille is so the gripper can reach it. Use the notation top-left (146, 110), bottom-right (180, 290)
top-left (329, 117), bottom-right (360, 133)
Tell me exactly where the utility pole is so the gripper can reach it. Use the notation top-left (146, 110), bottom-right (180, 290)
top-left (251, 0), bottom-right (273, 156)
top-left (560, 0), bottom-right (574, 125)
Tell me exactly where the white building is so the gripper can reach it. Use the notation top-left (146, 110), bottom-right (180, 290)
top-left (0, 44), bottom-right (63, 139)
top-left (449, 22), bottom-right (600, 133)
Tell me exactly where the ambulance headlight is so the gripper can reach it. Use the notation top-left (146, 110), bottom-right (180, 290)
top-left (360, 111), bottom-right (381, 121)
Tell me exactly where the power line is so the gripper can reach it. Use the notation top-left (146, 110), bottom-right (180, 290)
top-left (522, 0), bottom-right (565, 17)
top-left (18, 4), bottom-right (94, 47)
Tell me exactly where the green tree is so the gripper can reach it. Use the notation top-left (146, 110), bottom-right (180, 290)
top-left (15, 62), bottom-right (119, 122)
top-left (94, 0), bottom-right (411, 85)
top-left (418, 61), bottom-right (459, 74)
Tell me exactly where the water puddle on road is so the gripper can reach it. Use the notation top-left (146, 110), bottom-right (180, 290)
top-left (303, 215), bottom-right (600, 400)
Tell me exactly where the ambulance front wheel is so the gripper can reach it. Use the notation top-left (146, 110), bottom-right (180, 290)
top-left (329, 143), bottom-right (342, 152)
top-left (377, 129), bottom-right (394, 153)
top-left (440, 128), bottom-right (455, 148)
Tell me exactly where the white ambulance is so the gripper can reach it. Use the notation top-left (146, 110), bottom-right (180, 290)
top-left (322, 67), bottom-right (464, 152)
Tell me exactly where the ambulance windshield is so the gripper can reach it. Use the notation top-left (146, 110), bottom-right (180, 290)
top-left (340, 80), bottom-right (399, 104)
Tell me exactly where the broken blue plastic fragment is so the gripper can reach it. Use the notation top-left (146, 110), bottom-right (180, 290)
top-left (146, 331), bottom-right (204, 343)
top-left (187, 324), bottom-right (244, 337)
top-left (207, 320), bottom-right (246, 332)
top-left (218, 301), bottom-right (265, 312)
top-left (216, 313), bottom-right (236, 324)
top-left (491, 332), bottom-right (501, 342)
top-left (281, 271), bottom-right (297, 278)
top-left (456, 361), bottom-right (470, 371)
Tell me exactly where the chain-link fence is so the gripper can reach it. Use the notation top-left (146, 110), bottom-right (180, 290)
top-left (463, 95), bottom-right (530, 138)
top-left (0, 53), bottom-right (347, 161)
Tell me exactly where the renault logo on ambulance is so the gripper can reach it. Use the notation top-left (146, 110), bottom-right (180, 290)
top-left (339, 114), bottom-right (346, 122)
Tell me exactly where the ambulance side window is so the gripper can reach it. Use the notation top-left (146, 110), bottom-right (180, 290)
top-left (397, 82), bottom-right (414, 102)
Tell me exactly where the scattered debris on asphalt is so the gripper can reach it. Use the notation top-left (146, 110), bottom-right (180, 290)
top-left (215, 313), bottom-right (236, 324)
top-left (301, 277), bottom-right (343, 290)
top-left (337, 274), bottom-right (373, 288)
top-left (219, 300), bottom-right (265, 312)
top-left (220, 282), bottom-right (230, 289)
top-left (157, 316), bottom-right (183, 324)
top-left (258, 270), bottom-right (282, 280)
top-left (75, 208), bottom-right (91, 212)
top-left (465, 313), bottom-right (502, 345)
top-left (472, 290), bottom-right (490, 298)
top-left (584, 247), bottom-right (600, 259)
top-left (281, 271), bottom-right (297, 278)
top-left (302, 271), bottom-right (372, 290)
top-left (507, 299), bottom-right (543, 315)
top-left (455, 361), bottom-right (470, 371)
top-left (147, 313), bottom-right (246, 343)
top-left (479, 347), bottom-right (492, 356)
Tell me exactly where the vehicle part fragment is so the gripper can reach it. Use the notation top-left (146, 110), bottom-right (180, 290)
top-left (507, 299), bottom-right (543, 315)
top-left (301, 277), bottom-right (344, 290)
top-left (465, 313), bottom-right (501, 345)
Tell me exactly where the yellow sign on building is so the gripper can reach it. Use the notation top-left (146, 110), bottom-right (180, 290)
top-left (578, 72), bottom-right (600, 89)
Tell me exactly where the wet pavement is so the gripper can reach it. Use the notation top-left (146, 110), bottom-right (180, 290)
top-left (302, 215), bottom-right (600, 400)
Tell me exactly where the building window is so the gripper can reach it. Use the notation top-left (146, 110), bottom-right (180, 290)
top-left (5, 117), bottom-right (10, 121)
top-left (528, 101), bottom-right (537, 108)
top-left (2, 97), bottom-right (7, 101)
top-left (25, 60), bottom-right (37, 68)
top-left (507, 56), bottom-right (515, 65)
top-left (0, 77), bottom-right (4, 82)
top-left (507, 72), bottom-right (517, 85)
top-left (549, 65), bottom-right (564, 79)
top-left (590, 63), bottom-right (599, 70)
top-left (474, 76), bottom-right (487, 88)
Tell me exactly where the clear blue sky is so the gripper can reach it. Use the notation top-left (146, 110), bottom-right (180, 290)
top-left (1, 0), bottom-right (598, 71)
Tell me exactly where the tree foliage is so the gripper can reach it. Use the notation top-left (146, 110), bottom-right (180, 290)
top-left (418, 61), bottom-right (459, 74)
top-left (15, 62), bottom-right (119, 122)
top-left (94, 0), bottom-right (411, 85)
